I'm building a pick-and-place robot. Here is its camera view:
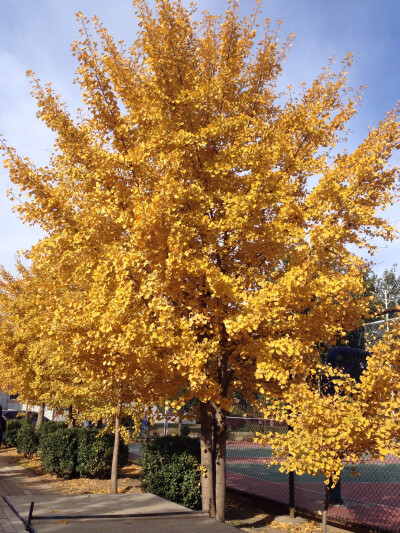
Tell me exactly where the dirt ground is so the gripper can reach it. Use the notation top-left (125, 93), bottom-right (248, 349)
top-left (3, 448), bottom-right (324, 533)
top-left (225, 495), bottom-right (322, 533)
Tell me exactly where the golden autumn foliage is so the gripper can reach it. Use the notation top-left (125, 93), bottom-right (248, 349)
top-left (1, 0), bottom-right (400, 519)
top-left (0, 265), bottom-right (52, 407)
top-left (258, 322), bottom-right (400, 487)
top-left (0, 265), bottom-right (88, 411)
top-left (0, 259), bottom-right (176, 425)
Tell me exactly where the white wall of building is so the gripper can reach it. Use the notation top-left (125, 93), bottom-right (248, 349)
top-left (0, 390), bottom-right (54, 420)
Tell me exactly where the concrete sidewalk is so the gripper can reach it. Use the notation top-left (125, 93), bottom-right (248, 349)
top-left (5, 493), bottom-right (239, 533)
top-left (0, 449), bottom-right (55, 533)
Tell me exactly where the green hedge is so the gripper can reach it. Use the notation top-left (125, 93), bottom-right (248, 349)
top-left (39, 425), bottom-right (79, 478)
top-left (5, 420), bottom-right (129, 480)
top-left (5, 419), bottom-right (21, 448)
top-left (37, 420), bottom-right (66, 439)
top-left (16, 418), bottom-right (39, 457)
top-left (144, 435), bottom-right (200, 459)
top-left (76, 427), bottom-right (129, 478)
top-left (39, 424), bottom-right (129, 479)
top-left (141, 435), bottom-right (201, 509)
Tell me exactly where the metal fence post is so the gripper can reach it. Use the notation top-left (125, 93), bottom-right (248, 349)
top-left (289, 471), bottom-right (295, 518)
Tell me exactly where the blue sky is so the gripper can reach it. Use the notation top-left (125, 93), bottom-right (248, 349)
top-left (1, 0), bottom-right (399, 275)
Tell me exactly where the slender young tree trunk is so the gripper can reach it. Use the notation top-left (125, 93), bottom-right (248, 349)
top-left (213, 341), bottom-right (230, 522)
top-left (110, 412), bottom-right (121, 494)
top-left (35, 404), bottom-right (45, 430)
top-left (200, 402), bottom-right (215, 517)
top-left (322, 483), bottom-right (329, 533)
top-left (212, 414), bottom-right (217, 505)
top-left (214, 406), bottom-right (227, 522)
top-left (67, 405), bottom-right (75, 429)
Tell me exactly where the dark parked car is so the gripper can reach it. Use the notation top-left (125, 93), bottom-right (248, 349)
top-left (2, 410), bottom-right (49, 424)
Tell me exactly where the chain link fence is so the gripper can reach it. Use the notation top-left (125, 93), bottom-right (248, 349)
top-left (224, 417), bottom-right (400, 533)
top-left (130, 417), bottom-right (400, 532)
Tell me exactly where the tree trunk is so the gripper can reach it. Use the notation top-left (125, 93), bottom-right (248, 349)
top-left (214, 406), bottom-right (227, 522)
top-left (200, 402), bottom-right (215, 517)
top-left (322, 483), bottom-right (329, 533)
top-left (110, 413), bottom-right (120, 494)
top-left (35, 403), bottom-right (45, 430)
top-left (67, 405), bottom-right (75, 429)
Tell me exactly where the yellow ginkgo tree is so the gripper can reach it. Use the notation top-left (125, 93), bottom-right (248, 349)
top-left (0, 258), bottom-right (177, 492)
top-left (2, 0), bottom-right (400, 521)
top-left (0, 264), bottom-right (72, 421)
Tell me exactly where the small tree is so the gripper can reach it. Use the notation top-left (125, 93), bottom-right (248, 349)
top-left (258, 321), bottom-right (400, 493)
top-left (0, 263), bottom-right (166, 493)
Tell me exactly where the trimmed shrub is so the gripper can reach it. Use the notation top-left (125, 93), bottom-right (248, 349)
top-left (76, 428), bottom-right (129, 478)
top-left (39, 426), bottom-right (78, 478)
top-left (16, 418), bottom-right (39, 457)
top-left (180, 425), bottom-right (190, 437)
top-left (144, 435), bottom-right (200, 460)
top-left (37, 421), bottom-right (66, 443)
top-left (141, 435), bottom-right (201, 509)
top-left (39, 425), bottom-right (129, 479)
top-left (5, 419), bottom-right (21, 448)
